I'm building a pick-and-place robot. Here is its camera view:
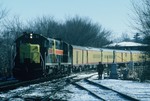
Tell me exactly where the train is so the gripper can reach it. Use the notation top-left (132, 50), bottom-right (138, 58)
top-left (12, 32), bottom-right (147, 80)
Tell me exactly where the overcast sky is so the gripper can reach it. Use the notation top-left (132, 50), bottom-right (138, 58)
top-left (1, 0), bottom-right (136, 38)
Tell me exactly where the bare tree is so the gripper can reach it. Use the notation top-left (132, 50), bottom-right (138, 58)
top-left (120, 33), bottom-right (131, 42)
top-left (3, 16), bottom-right (25, 39)
top-left (131, 0), bottom-right (150, 50)
top-left (0, 4), bottom-right (8, 22)
top-left (0, 5), bottom-right (9, 78)
top-left (131, 0), bottom-right (150, 80)
top-left (62, 16), bottom-right (111, 47)
top-left (28, 16), bottom-right (62, 38)
top-left (27, 16), bottom-right (111, 47)
top-left (131, 0), bottom-right (150, 36)
top-left (0, 15), bottom-right (27, 78)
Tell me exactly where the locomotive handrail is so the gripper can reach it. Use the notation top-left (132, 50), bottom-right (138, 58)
top-left (40, 52), bottom-right (45, 75)
top-left (11, 44), bottom-right (16, 68)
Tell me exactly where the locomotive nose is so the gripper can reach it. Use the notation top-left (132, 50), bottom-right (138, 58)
top-left (20, 44), bottom-right (40, 64)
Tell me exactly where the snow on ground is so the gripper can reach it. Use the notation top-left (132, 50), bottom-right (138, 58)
top-left (60, 74), bottom-right (150, 100)
top-left (73, 72), bottom-right (97, 79)
top-left (0, 73), bottom-right (150, 100)
top-left (54, 84), bottom-right (100, 101)
top-left (89, 75), bottom-right (150, 101)
top-left (0, 72), bottom-right (98, 100)
top-left (52, 72), bottom-right (100, 101)
top-left (0, 81), bottom-right (53, 100)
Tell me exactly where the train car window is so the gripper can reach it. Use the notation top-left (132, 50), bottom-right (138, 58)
top-left (93, 54), bottom-right (100, 58)
top-left (44, 41), bottom-right (49, 47)
top-left (56, 41), bottom-right (58, 48)
top-left (56, 41), bottom-right (60, 49)
top-left (109, 55), bottom-right (113, 59)
top-left (125, 53), bottom-right (127, 57)
top-left (49, 41), bottom-right (53, 48)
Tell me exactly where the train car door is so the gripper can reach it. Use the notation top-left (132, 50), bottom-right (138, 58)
top-left (68, 45), bottom-right (73, 64)
top-left (82, 50), bottom-right (84, 64)
top-left (62, 42), bottom-right (69, 63)
top-left (101, 50), bottom-right (103, 63)
top-left (121, 53), bottom-right (123, 62)
top-left (86, 50), bottom-right (88, 64)
top-left (113, 50), bottom-right (115, 63)
top-left (130, 51), bottom-right (133, 62)
top-left (76, 51), bottom-right (78, 64)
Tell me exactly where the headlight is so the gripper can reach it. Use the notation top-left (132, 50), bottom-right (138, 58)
top-left (30, 33), bottom-right (33, 39)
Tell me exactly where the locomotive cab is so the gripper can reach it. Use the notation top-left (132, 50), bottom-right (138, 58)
top-left (13, 33), bottom-right (49, 80)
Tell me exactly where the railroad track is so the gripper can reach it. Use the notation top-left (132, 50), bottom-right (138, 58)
top-left (41, 73), bottom-right (97, 101)
top-left (0, 75), bottom-right (77, 100)
top-left (0, 71), bottom-right (96, 92)
top-left (0, 72), bottom-right (97, 100)
top-left (72, 78), bottom-right (140, 101)
top-left (0, 74), bottom-right (73, 92)
top-left (0, 80), bottom-right (18, 87)
top-left (92, 79), bottom-right (150, 101)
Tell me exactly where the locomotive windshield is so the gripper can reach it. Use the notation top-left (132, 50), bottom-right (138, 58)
top-left (20, 43), bottom-right (40, 63)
